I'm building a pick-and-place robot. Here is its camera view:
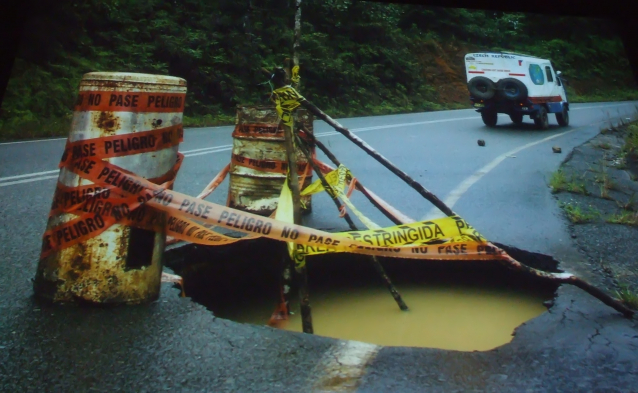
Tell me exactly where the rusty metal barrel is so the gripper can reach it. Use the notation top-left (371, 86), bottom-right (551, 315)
top-left (228, 105), bottom-right (314, 216)
top-left (34, 72), bottom-right (187, 305)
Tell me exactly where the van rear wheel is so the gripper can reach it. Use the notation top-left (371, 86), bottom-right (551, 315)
top-left (556, 106), bottom-right (569, 127)
top-left (481, 111), bottom-right (498, 127)
top-left (534, 106), bottom-right (549, 130)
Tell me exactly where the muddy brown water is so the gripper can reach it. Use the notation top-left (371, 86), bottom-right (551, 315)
top-left (168, 240), bottom-right (558, 352)
top-left (216, 283), bottom-right (548, 351)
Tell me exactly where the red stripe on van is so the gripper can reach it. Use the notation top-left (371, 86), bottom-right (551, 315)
top-left (468, 71), bottom-right (484, 74)
top-left (528, 96), bottom-right (563, 103)
top-left (509, 73), bottom-right (526, 76)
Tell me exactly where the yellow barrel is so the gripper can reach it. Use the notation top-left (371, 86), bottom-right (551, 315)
top-left (34, 72), bottom-right (187, 304)
top-left (227, 105), bottom-right (314, 216)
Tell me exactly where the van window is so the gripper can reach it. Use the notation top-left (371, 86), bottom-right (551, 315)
top-left (545, 66), bottom-right (554, 83)
top-left (529, 64), bottom-right (544, 85)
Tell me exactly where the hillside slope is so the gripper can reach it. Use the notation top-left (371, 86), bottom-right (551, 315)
top-left (0, 0), bottom-right (636, 140)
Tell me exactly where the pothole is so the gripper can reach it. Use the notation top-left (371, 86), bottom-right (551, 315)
top-left (165, 239), bottom-right (560, 351)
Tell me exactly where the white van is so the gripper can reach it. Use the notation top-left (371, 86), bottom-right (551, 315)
top-left (465, 52), bottom-right (569, 129)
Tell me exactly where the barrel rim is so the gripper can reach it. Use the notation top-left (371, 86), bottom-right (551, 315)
top-left (81, 72), bottom-right (186, 86)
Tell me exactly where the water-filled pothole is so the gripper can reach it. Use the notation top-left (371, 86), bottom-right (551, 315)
top-left (166, 239), bottom-right (559, 351)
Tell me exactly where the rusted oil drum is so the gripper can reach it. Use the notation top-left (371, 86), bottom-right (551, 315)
top-left (34, 72), bottom-right (187, 304)
top-left (228, 105), bottom-right (314, 216)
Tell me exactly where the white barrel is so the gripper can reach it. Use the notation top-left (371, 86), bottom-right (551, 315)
top-left (227, 105), bottom-right (314, 215)
top-left (34, 72), bottom-right (187, 304)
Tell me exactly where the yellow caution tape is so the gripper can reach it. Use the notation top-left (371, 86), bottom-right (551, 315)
top-left (296, 164), bottom-right (486, 257)
top-left (277, 175), bottom-right (307, 270)
top-left (300, 164), bottom-right (381, 229)
top-left (48, 144), bottom-right (505, 263)
top-left (291, 66), bottom-right (300, 85)
top-left (272, 86), bottom-right (305, 128)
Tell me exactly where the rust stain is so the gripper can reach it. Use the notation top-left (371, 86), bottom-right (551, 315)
top-left (151, 118), bottom-right (163, 129)
top-left (95, 111), bottom-right (119, 134)
top-left (229, 105), bottom-right (315, 215)
top-left (35, 72), bottom-right (182, 306)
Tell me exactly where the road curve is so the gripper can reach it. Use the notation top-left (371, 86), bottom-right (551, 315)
top-left (1, 101), bottom-right (638, 392)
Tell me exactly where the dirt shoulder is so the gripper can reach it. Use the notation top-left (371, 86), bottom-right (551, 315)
top-left (551, 118), bottom-right (638, 306)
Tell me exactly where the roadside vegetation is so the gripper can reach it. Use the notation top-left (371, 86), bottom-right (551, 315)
top-left (553, 110), bottom-right (638, 227)
top-left (606, 211), bottom-right (638, 226)
top-left (622, 124), bottom-right (638, 158)
top-left (558, 201), bottom-right (600, 223)
top-left (549, 170), bottom-right (589, 195)
top-left (1, 0), bottom-right (637, 141)
top-left (615, 283), bottom-right (638, 310)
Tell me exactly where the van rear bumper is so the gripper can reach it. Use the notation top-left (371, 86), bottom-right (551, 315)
top-left (471, 98), bottom-right (566, 115)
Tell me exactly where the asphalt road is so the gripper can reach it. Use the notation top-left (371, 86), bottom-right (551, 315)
top-left (2, 101), bottom-right (638, 392)
top-left (3, 101), bottom-right (637, 250)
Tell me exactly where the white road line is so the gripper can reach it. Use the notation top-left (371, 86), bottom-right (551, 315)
top-left (310, 341), bottom-right (380, 392)
top-left (182, 147), bottom-right (233, 158)
top-left (0, 137), bottom-right (67, 146)
top-left (181, 144), bottom-right (232, 154)
top-left (2, 103), bottom-right (635, 187)
top-left (0, 102), bottom-right (634, 147)
top-left (0, 169), bottom-right (59, 181)
top-left (419, 121), bottom-right (616, 221)
top-left (0, 116), bottom-right (481, 185)
top-left (0, 175), bottom-right (60, 187)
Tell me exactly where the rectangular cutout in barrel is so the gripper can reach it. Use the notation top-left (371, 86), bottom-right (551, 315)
top-left (125, 226), bottom-right (156, 270)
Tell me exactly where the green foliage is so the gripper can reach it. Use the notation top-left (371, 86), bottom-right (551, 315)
top-left (0, 0), bottom-right (636, 140)
top-left (559, 201), bottom-right (600, 223)
top-left (549, 170), bottom-right (589, 195)
top-left (615, 283), bottom-right (638, 310)
top-left (606, 211), bottom-right (638, 226)
top-left (622, 124), bottom-right (638, 158)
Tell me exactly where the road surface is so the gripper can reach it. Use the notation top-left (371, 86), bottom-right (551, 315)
top-left (1, 101), bottom-right (638, 392)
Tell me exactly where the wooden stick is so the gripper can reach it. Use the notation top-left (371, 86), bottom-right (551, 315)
top-left (298, 126), bottom-right (404, 225)
top-left (295, 94), bottom-right (635, 319)
top-left (293, 0), bottom-right (302, 68)
top-left (278, 92), bottom-right (313, 334)
top-left (298, 99), bottom-right (455, 217)
top-left (496, 252), bottom-right (634, 318)
top-left (267, 251), bottom-right (293, 328)
top-left (294, 132), bottom-right (408, 311)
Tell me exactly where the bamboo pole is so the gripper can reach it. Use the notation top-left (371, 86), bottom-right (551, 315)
top-left (294, 93), bottom-right (635, 319)
top-left (283, 124), bottom-right (313, 333)
top-left (294, 133), bottom-right (408, 311)
top-left (298, 126), bottom-right (404, 225)
top-left (298, 100), bottom-right (454, 216)
top-left (293, 0), bottom-right (302, 69)
top-left (270, 67), bottom-right (314, 333)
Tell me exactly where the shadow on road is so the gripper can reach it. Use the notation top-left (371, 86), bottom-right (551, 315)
top-left (483, 121), bottom-right (564, 134)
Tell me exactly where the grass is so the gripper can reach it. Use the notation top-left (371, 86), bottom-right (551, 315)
top-left (616, 192), bottom-right (636, 211)
top-left (182, 114), bottom-right (236, 128)
top-left (592, 158), bottom-right (618, 192)
top-left (596, 141), bottom-right (613, 150)
top-left (600, 184), bottom-right (612, 200)
top-left (549, 170), bottom-right (589, 195)
top-left (0, 115), bottom-right (73, 141)
top-left (622, 124), bottom-right (638, 158)
top-left (567, 87), bottom-right (638, 104)
top-left (615, 283), bottom-right (638, 310)
top-left (606, 211), bottom-right (638, 226)
top-left (560, 201), bottom-right (600, 223)
top-left (614, 152), bottom-right (628, 170)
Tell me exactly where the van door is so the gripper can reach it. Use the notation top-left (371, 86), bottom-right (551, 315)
top-left (543, 63), bottom-right (564, 102)
top-left (548, 64), bottom-right (567, 102)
